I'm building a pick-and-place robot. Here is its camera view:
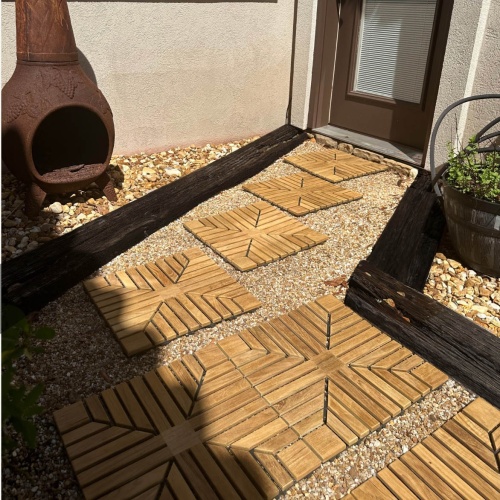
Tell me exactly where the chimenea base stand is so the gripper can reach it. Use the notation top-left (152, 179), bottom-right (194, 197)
top-left (25, 168), bottom-right (117, 217)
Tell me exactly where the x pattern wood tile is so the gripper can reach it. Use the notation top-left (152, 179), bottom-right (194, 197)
top-left (54, 295), bottom-right (448, 499)
top-left (84, 247), bottom-right (261, 356)
top-left (345, 398), bottom-right (500, 499)
top-left (243, 173), bottom-right (363, 216)
top-left (184, 201), bottom-right (328, 271)
top-left (285, 149), bottom-right (387, 183)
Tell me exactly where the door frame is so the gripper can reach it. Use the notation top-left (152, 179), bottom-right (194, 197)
top-left (308, 0), bottom-right (454, 162)
top-left (308, 0), bottom-right (340, 129)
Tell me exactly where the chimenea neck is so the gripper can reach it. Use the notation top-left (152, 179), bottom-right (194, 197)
top-left (16, 0), bottom-right (78, 63)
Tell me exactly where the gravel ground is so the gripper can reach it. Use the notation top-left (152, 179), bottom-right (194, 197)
top-left (423, 238), bottom-right (500, 337)
top-left (2, 138), bottom-right (478, 498)
top-left (1, 137), bottom-right (256, 262)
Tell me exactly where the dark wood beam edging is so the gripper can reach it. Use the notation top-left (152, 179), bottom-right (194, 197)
top-left (346, 260), bottom-right (500, 408)
top-left (2, 125), bottom-right (308, 313)
top-left (367, 171), bottom-right (446, 291)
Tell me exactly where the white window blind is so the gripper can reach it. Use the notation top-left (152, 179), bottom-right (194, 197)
top-left (354, 0), bottom-right (437, 104)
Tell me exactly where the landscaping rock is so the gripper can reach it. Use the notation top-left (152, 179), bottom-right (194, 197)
top-left (49, 202), bottom-right (63, 214)
top-left (1, 137), bottom-right (256, 261)
top-left (338, 142), bottom-right (354, 154)
top-left (424, 252), bottom-right (500, 337)
top-left (353, 148), bottom-right (383, 163)
top-left (314, 135), bottom-right (338, 149)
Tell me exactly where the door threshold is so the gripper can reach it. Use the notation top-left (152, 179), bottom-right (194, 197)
top-left (313, 125), bottom-right (423, 167)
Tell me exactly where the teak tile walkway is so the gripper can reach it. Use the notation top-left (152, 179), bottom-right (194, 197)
top-left (285, 149), bottom-right (387, 183)
top-left (184, 201), bottom-right (328, 271)
top-left (54, 295), bottom-right (449, 499)
top-left (345, 398), bottom-right (500, 499)
top-left (243, 173), bottom-right (363, 216)
top-left (84, 248), bottom-right (261, 356)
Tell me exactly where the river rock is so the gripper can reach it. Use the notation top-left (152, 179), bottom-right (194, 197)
top-left (49, 202), bottom-right (63, 214)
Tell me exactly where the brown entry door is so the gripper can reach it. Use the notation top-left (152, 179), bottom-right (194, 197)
top-left (329, 0), bottom-right (451, 150)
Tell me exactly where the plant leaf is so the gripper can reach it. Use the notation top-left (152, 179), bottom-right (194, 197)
top-left (33, 327), bottom-right (56, 340)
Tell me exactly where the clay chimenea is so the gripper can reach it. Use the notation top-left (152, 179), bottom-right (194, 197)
top-left (2, 0), bottom-right (117, 216)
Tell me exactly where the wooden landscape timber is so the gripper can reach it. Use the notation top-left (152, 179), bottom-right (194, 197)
top-left (2, 125), bottom-right (308, 314)
top-left (367, 171), bottom-right (445, 291)
top-left (345, 260), bottom-right (500, 408)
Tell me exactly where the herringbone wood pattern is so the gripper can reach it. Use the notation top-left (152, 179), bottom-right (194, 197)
top-left (285, 149), bottom-right (387, 183)
top-left (184, 202), bottom-right (328, 271)
top-left (84, 248), bottom-right (261, 356)
top-left (345, 398), bottom-right (500, 499)
top-left (243, 173), bottom-right (362, 216)
top-left (54, 295), bottom-right (448, 499)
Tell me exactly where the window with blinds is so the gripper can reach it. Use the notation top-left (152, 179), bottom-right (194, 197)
top-left (353, 0), bottom-right (438, 104)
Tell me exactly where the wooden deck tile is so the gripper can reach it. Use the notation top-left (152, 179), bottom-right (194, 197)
top-left (84, 247), bottom-right (261, 356)
top-left (184, 202), bottom-right (328, 271)
top-left (284, 149), bottom-right (387, 183)
top-left (351, 477), bottom-right (397, 499)
top-left (348, 398), bottom-right (500, 499)
top-left (54, 295), bottom-right (447, 499)
top-left (243, 173), bottom-right (362, 216)
top-left (278, 440), bottom-right (322, 480)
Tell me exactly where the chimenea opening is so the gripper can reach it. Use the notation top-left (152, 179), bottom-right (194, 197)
top-left (32, 106), bottom-right (109, 177)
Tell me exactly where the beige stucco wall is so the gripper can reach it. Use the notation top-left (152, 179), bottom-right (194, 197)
top-left (289, 0), bottom-right (318, 129)
top-left (4, 0), bottom-right (495, 160)
top-left (425, 0), bottom-right (500, 168)
top-left (463, 0), bottom-right (500, 144)
top-left (2, 1), bottom-right (295, 154)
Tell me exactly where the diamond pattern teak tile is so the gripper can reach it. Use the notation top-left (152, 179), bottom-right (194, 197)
top-left (54, 295), bottom-right (448, 499)
top-left (243, 173), bottom-right (363, 216)
top-left (184, 201), bottom-right (328, 271)
top-left (344, 398), bottom-right (500, 499)
top-left (84, 247), bottom-right (261, 356)
top-left (285, 149), bottom-right (387, 183)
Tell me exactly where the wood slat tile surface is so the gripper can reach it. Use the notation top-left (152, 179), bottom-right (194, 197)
top-left (84, 247), bottom-right (261, 356)
top-left (54, 295), bottom-right (447, 499)
top-left (184, 202), bottom-right (328, 271)
top-left (349, 397), bottom-right (500, 499)
top-left (243, 173), bottom-right (362, 216)
top-left (285, 149), bottom-right (387, 183)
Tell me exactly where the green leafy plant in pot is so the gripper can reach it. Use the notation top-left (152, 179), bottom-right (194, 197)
top-left (430, 94), bottom-right (500, 277)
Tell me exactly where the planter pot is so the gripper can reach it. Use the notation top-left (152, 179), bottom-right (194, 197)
top-left (442, 175), bottom-right (500, 277)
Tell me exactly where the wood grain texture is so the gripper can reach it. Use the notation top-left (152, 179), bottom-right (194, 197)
top-left (243, 173), bottom-right (362, 216)
top-left (367, 171), bottom-right (446, 290)
top-left (54, 295), bottom-right (445, 498)
top-left (285, 149), bottom-right (387, 183)
top-left (84, 247), bottom-right (261, 356)
top-left (349, 398), bottom-right (500, 499)
top-left (345, 260), bottom-right (500, 408)
top-left (285, 149), bottom-right (387, 181)
top-left (2, 125), bottom-right (307, 314)
top-left (185, 202), bottom-right (328, 271)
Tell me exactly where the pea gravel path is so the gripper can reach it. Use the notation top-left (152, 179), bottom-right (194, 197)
top-left (2, 138), bottom-right (477, 498)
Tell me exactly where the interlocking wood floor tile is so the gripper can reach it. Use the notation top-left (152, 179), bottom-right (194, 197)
top-left (184, 202), bottom-right (328, 271)
top-left (84, 247), bottom-right (261, 356)
top-left (55, 295), bottom-right (448, 499)
top-left (243, 173), bottom-right (362, 216)
top-left (285, 149), bottom-right (387, 183)
top-left (348, 398), bottom-right (500, 499)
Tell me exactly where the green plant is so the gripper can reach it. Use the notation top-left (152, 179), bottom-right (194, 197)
top-left (2, 305), bottom-right (55, 451)
top-left (446, 137), bottom-right (500, 202)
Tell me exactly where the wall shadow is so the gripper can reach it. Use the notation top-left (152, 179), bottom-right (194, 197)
top-left (78, 49), bottom-right (98, 86)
